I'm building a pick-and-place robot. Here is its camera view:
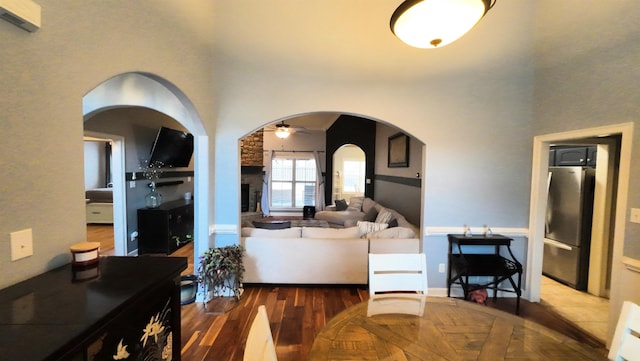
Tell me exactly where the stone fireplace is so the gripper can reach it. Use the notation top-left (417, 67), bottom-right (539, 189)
top-left (240, 130), bottom-right (264, 213)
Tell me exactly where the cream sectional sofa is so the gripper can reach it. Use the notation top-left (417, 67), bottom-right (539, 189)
top-left (314, 197), bottom-right (419, 235)
top-left (241, 225), bottom-right (420, 284)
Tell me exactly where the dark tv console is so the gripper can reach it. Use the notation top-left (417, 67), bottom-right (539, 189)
top-left (138, 199), bottom-right (194, 255)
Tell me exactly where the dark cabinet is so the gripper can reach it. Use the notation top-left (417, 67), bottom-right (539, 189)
top-left (0, 257), bottom-right (187, 361)
top-left (551, 146), bottom-right (597, 166)
top-left (138, 199), bottom-right (193, 255)
top-left (586, 146), bottom-right (597, 166)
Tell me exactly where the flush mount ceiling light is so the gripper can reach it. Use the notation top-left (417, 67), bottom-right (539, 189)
top-left (390, 0), bottom-right (496, 49)
top-left (275, 122), bottom-right (291, 139)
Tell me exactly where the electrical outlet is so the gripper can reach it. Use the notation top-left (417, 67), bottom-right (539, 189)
top-left (438, 263), bottom-right (445, 273)
top-left (631, 208), bottom-right (640, 224)
top-left (11, 229), bottom-right (33, 261)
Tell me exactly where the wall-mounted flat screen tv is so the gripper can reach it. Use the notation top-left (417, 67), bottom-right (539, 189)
top-left (149, 126), bottom-right (194, 167)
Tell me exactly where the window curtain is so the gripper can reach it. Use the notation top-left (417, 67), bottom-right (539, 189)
top-left (314, 151), bottom-right (325, 211)
top-left (261, 150), bottom-right (274, 216)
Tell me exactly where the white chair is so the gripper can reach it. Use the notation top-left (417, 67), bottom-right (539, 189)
top-left (244, 305), bottom-right (278, 361)
top-left (367, 293), bottom-right (426, 317)
top-left (609, 300), bottom-right (640, 361)
top-left (368, 253), bottom-right (428, 295)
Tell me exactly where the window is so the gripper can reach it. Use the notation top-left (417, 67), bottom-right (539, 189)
top-left (342, 160), bottom-right (365, 193)
top-left (271, 154), bottom-right (316, 209)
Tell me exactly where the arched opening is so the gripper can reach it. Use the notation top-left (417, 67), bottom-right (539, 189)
top-left (239, 112), bottom-right (424, 236)
top-left (82, 72), bottom-right (208, 264)
top-left (332, 144), bottom-right (366, 204)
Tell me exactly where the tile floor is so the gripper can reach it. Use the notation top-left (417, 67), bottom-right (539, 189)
top-left (540, 275), bottom-right (610, 342)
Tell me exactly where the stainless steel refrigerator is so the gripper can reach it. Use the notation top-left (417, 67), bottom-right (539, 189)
top-left (543, 166), bottom-right (596, 290)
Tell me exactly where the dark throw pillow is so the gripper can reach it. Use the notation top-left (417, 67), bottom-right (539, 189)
top-left (335, 199), bottom-right (348, 211)
top-left (363, 207), bottom-right (379, 222)
top-left (388, 218), bottom-right (399, 228)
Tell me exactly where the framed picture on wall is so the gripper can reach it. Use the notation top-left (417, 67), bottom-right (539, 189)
top-left (388, 132), bottom-right (409, 168)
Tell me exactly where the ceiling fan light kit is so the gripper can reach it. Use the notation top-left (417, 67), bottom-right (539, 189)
top-left (390, 0), bottom-right (496, 49)
top-left (275, 122), bottom-right (291, 139)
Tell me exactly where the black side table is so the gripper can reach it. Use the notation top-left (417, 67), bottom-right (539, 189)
top-left (447, 233), bottom-right (523, 314)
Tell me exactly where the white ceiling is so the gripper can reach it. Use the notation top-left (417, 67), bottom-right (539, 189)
top-left (156, 1), bottom-right (535, 80)
top-left (154, 1), bottom-right (541, 130)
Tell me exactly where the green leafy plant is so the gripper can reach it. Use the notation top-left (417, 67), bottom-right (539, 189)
top-left (197, 245), bottom-right (245, 301)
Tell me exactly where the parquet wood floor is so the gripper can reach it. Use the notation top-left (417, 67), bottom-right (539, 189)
top-left (87, 226), bottom-right (608, 360)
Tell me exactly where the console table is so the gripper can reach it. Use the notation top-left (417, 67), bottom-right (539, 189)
top-left (0, 256), bottom-right (187, 360)
top-left (447, 234), bottom-right (523, 314)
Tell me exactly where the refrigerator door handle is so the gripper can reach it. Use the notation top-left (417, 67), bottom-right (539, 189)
top-left (544, 238), bottom-right (573, 251)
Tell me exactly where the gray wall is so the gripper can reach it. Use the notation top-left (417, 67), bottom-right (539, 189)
top-left (84, 107), bottom-right (194, 253)
top-left (532, 0), bottom-right (640, 335)
top-left (0, 0), bottom-right (214, 289)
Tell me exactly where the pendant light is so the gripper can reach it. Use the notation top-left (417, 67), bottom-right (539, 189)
top-left (275, 121), bottom-right (291, 139)
top-left (390, 0), bottom-right (496, 49)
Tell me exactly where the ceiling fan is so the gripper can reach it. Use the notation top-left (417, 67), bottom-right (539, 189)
top-left (263, 121), bottom-right (310, 138)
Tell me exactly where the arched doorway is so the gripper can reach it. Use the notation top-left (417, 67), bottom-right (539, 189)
top-left (332, 144), bottom-right (366, 203)
top-left (82, 72), bottom-right (208, 262)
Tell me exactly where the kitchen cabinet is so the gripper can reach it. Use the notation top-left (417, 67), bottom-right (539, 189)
top-left (138, 199), bottom-right (193, 255)
top-left (551, 146), bottom-right (597, 166)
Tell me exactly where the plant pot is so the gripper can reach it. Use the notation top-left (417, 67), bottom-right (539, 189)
top-left (180, 275), bottom-right (198, 305)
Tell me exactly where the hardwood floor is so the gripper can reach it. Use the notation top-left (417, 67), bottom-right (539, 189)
top-left (88, 226), bottom-right (608, 360)
top-left (87, 224), bottom-right (115, 256)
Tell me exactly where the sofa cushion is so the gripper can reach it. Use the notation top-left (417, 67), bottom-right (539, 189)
top-left (367, 226), bottom-right (416, 239)
top-left (315, 210), bottom-right (364, 226)
top-left (241, 227), bottom-right (302, 238)
top-left (375, 207), bottom-right (395, 224)
top-left (362, 198), bottom-right (377, 213)
top-left (347, 196), bottom-right (364, 211)
top-left (357, 221), bottom-right (389, 237)
top-left (362, 206), bottom-right (379, 222)
top-left (334, 199), bottom-right (348, 211)
top-left (302, 226), bottom-right (360, 239)
top-left (369, 237), bottom-right (420, 254)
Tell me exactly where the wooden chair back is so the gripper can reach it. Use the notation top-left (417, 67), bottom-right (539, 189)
top-left (368, 253), bottom-right (428, 295)
top-left (609, 300), bottom-right (640, 361)
top-left (244, 305), bottom-right (278, 361)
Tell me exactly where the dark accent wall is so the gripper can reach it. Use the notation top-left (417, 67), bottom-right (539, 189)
top-left (325, 115), bottom-right (376, 204)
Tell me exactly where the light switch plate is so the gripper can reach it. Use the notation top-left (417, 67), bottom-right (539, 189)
top-left (11, 228), bottom-right (33, 261)
top-left (631, 208), bottom-right (640, 224)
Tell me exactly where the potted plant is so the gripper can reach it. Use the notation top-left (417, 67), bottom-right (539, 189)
top-left (197, 245), bottom-right (245, 311)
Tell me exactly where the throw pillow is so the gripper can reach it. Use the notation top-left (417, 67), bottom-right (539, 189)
top-left (362, 206), bottom-right (379, 222)
top-left (356, 221), bottom-right (389, 237)
top-left (347, 196), bottom-right (364, 211)
top-left (375, 207), bottom-right (395, 224)
top-left (334, 199), bottom-right (348, 211)
top-left (302, 226), bottom-right (360, 239)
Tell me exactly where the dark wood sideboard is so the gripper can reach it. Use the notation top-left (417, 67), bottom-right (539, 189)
top-left (0, 256), bottom-right (187, 361)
